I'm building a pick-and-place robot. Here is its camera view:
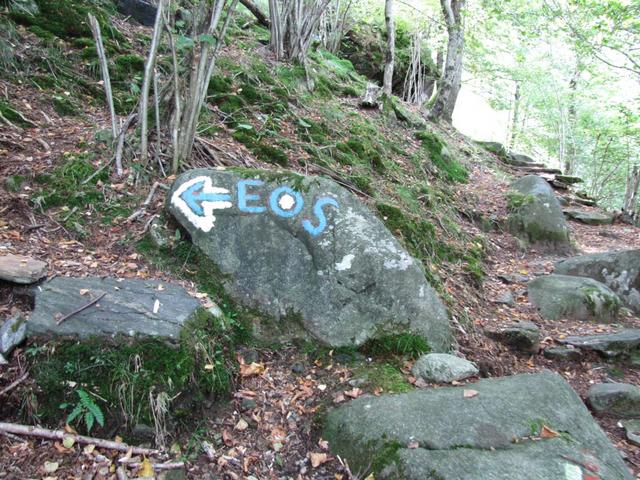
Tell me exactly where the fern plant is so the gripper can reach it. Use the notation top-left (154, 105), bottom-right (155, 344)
top-left (60, 389), bottom-right (104, 433)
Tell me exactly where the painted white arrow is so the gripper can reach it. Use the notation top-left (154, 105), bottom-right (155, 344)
top-left (171, 176), bottom-right (232, 232)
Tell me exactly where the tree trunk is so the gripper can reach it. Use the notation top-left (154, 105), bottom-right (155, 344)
top-left (565, 64), bottom-right (581, 175)
top-left (240, 0), bottom-right (270, 28)
top-left (623, 164), bottom-right (640, 222)
top-left (428, 0), bottom-right (465, 123)
top-left (508, 82), bottom-right (520, 151)
top-left (382, 0), bottom-right (395, 95)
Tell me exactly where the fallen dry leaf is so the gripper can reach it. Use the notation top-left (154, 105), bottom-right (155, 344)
top-left (540, 425), bottom-right (560, 438)
top-left (235, 418), bottom-right (249, 431)
top-left (344, 387), bottom-right (363, 398)
top-left (463, 389), bottom-right (479, 398)
top-left (240, 362), bottom-right (265, 377)
top-left (309, 452), bottom-right (329, 468)
top-left (137, 458), bottom-right (154, 478)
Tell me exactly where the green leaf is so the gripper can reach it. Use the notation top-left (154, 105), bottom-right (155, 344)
top-left (86, 399), bottom-right (104, 427)
top-left (67, 404), bottom-right (83, 424)
top-left (176, 35), bottom-right (194, 51)
top-left (197, 34), bottom-right (217, 45)
top-left (85, 411), bottom-right (94, 432)
top-left (236, 123), bottom-right (253, 130)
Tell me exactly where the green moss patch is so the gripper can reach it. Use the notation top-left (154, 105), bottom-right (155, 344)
top-left (416, 130), bottom-right (468, 183)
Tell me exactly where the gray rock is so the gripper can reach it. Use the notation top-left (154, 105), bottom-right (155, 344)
top-left (555, 249), bottom-right (640, 313)
top-left (494, 290), bottom-right (515, 306)
top-left (507, 176), bottom-right (571, 250)
top-left (115, 0), bottom-right (157, 26)
top-left (588, 383), bottom-right (640, 418)
top-left (0, 353), bottom-right (7, 365)
top-left (28, 277), bottom-right (200, 340)
top-left (0, 254), bottom-right (47, 284)
top-left (564, 209), bottom-right (615, 225)
top-left (498, 273), bottom-right (529, 284)
top-left (528, 274), bottom-right (621, 322)
top-left (241, 398), bottom-right (257, 410)
top-left (411, 353), bottom-right (478, 383)
top-left (622, 419), bottom-right (640, 446)
top-left (207, 303), bottom-right (224, 318)
top-left (556, 175), bottom-right (583, 185)
top-left (167, 169), bottom-right (451, 350)
top-left (543, 346), bottom-right (582, 361)
top-left (485, 321), bottom-right (540, 353)
top-left (560, 330), bottom-right (640, 358)
top-left (291, 362), bottom-right (305, 374)
top-left (324, 371), bottom-right (632, 479)
top-left (506, 152), bottom-right (543, 167)
top-left (0, 314), bottom-right (27, 355)
top-left (476, 141), bottom-right (507, 157)
top-left (148, 218), bottom-right (174, 250)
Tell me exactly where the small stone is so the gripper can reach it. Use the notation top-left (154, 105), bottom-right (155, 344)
top-left (207, 303), bottom-right (224, 318)
top-left (0, 314), bottom-right (27, 355)
top-left (241, 398), bottom-right (257, 410)
top-left (543, 346), bottom-right (582, 361)
top-left (588, 383), bottom-right (640, 417)
top-left (348, 376), bottom-right (367, 388)
top-left (493, 291), bottom-right (515, 307)
top-left (240, 349), bottom-right (259, 364)
top-left (486, 321), bottom-right (540, 353)
top-left (291, 362), bottom-right (305, 374)
top-left (131, 423), bottom-right (155, 442)
top-left (148, 218), bottom-right (174, 250)
top-left (498, 274), bottom-right (529, 284)
top-left (622, 420), bottom-right (640, 446)
top-left (411, 353), bottom-right (478, 383)
top-left (0, 254), bottom-right (47, 284)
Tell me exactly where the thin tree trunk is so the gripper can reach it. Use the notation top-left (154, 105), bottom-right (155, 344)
top-left (87, 14), bottom-right (118, 143)
top-left (623, 165), bottom-right (640, 218)
top-left (240, 0), bottom-right (270, 27)
top-left (565, 64), bottom-right (581, 175)
top-left (139, 0), bottom-right (166, 167)
top-left (508, 82), bottom-right (520, 151)
top-left (428, 0), bottom-right (465, 123)
top-left (382, 0), bottom-right (395, 95)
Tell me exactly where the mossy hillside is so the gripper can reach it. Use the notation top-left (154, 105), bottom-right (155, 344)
top-left (29, 307), bottom-right (247, 433)
top-left (415, 130), bottom-right (469, 183)
top-left (32, 153), bottom-right (134, 232)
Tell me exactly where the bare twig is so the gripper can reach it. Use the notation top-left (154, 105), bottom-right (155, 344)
top-left (56, 292), bottom-right (106, 325)
top-left (126, 182), bottom-right (161, 223)
top-left (88, 14), bottom-right (118, 139)
top-left (0, 373), bottom-right (29, 397)
top-left (0, 422), bottom-right (159, 455)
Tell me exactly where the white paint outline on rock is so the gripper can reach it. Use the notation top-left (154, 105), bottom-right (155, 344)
top-left (171, 176), bottom-right (232, 232)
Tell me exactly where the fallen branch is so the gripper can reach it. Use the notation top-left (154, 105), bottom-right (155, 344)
top-left (0, 372), bottom-right (29, 397)
top-left (126, 181), bottom-right (161, 223)
top-left (0, 422), bottom-right (159, 455)
top-left (56, 292), bottom-right (106, 325)
top-left (118, 460), bottom-right (184, 470)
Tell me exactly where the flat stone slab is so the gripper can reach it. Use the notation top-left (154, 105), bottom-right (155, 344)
top-left (167, 169), bottom-right (451, 350)
top-left (559, 330), bottom-right (640, 357)
top-left (528, 274), bottom-right (621, 322)
top-left (324, 371), bottom-right (632, 479)
top-left (555, 250), bottom-right (640, 314)
top-left (543, 346), bottom-right (582, 361)
top-left (28, 277), bottom-right (200, 340)
top-left (588, 383), bottom-right (640, 418)
top-left (564, 209), bottom-right (615, 225)
top-left (0, 254), bottom-right (47, 284)
top-left (556, 175), bottom-right (583, 185)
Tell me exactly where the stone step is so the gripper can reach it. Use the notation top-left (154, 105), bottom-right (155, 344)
top-left (558, 329), bottom-right (640, 357)
top-left (555, 174), bottom-right (583, 184)
top-left (563, 209), bottom-right (615, 225)
top-left (518, 166), bottom-right (563, 175)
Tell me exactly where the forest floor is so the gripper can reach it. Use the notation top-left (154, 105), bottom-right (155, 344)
top-left (2, 37), bottom-right (640, 480)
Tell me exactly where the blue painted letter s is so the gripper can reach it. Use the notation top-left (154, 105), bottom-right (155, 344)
top-left (302, 197), bottom-right (339, 236)
top-left (237, 179), bottom-right (266, 213)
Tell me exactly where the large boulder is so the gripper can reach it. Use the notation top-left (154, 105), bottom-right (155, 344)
top-left (115, 0), bottom-right (157, 26)
top-left (555, 249), bottom-right (640, 313)
top-left (528, 274), bottom-right (621, 322)
top-left (507, 176), bottom-right (571, 250)
top-left (167, 168), bottom-right (451, 350)
top-left (324, 371), bottom-right (632, 479)
top-left (28, 277), bottom-right (200, 340)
